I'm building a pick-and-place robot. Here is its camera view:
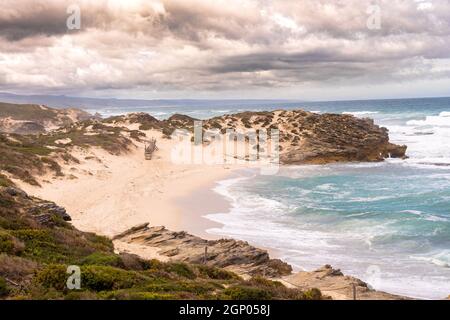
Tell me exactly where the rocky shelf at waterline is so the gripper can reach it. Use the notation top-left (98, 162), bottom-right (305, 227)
top-left (113, 223), bottom-right (293, 278)
top-left (113, 223), bottom-right (412, 300)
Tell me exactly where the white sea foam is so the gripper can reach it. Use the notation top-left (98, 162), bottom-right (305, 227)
top-left (406, 111), bottom-right (450, 127)
top-left (401, 210), bottom-right (423, 216)
top-left (314, 183), bottom-right (336, 191)
top-left (343, 111), bottom-right (379, 116)
top-left (205, 173), bottom-right (450, 299)
top-left (350, 195), bottom-right (397, 203)
top-left (201, 107), bottom-right (450, 300)
top-left (383, 111), bottom-right (450, 167)
top-left (411, 251), bottom-right (450, 268)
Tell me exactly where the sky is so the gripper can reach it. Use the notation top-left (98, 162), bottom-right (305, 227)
top-left (0, 0), bottom-right (450, 101)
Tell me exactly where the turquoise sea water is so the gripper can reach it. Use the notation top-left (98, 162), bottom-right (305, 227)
top-left (93, 97), bottom-right (450, 299)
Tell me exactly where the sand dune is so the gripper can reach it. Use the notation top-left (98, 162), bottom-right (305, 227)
top-left (16, 130), bottom-right (233, 239)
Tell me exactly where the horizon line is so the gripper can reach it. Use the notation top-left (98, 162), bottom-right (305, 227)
top-left (1, 91), bottom-right (450, 105)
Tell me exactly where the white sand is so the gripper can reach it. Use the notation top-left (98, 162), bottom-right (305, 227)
top-left (17, 130), bottom-right (234, 239)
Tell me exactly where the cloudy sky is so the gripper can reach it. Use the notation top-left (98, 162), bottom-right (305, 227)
top-left (1, 0), bottom-right (449, 100)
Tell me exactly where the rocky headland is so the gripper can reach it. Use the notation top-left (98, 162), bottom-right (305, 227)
top-left (106, 109), bottom-right (408, 164)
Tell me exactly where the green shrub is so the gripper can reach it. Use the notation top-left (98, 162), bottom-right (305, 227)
top-left (248, 276), bottom-right (284, 288)
top-left (196, 265), bottom-right (238, 280)
top-left (0, 174), bottom-right (12, 187)
top-left (11, 229), bottom-right (65, 263)
top-left (223, 286), bottom-right (273, 300)
top-left (78, 252), bottom-right (122, 267)
top-left (100, 291), bottom-right (175, 300)
top-left (0, 277), bottom-right (10, 297)
top-left (12, 229), bottom-right (53, 242)
top-left (0, 232), bottom-right (15, 254)
top-left (302, 288), bottom-right (322, 300)
top-left (143, 259), bottom-right (165, 270)
top-left (81, 266), bottom-right (146, 291)
top-left (63, 291), bottom-right (98, 300)
top-left (84, 233), bottom-right (114, 252)
top-left (34, 264), bottom-right (68, 291)
top-left (166, 262), bottom-right (196, 279)
top-left (144, 280), bottom-right (221, 295)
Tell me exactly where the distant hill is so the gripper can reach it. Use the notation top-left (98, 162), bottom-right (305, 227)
top-left (0, 92), bottom-right (304, 110)
top-left (0, 102), bottom-right (97, 134)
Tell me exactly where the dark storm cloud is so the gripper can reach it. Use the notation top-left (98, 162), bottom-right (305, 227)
top-left (0, 2), bottom-right (79, 41)
top-left (0, 0), bottom-right (449, 95)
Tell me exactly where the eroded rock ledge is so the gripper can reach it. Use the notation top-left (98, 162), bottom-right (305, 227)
top-left (113, 223), bottom-right (292, 278)
top-left (113, 223), bottom-right (411, 300)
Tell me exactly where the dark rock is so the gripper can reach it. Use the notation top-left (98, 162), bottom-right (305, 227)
top-left (13, 122), bottom-right (46, 134)
top-left (31, 203), bottom-right (72, 221)
top-left (5, 187), bottom-right (28, 198)
top-left (34, 214), bottom-right (53, 225)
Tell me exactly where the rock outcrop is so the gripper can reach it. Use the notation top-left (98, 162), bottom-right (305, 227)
top-left (1, 186), bottom-right (72, 227)
top-left (114, 224), bottom-right (413, 300)
top-left (282, 265), bottom-right (410, 300)
top-left (107, 109), bottom-right (407, 164)
top-left (113, 223), bottom-right (292, 277)
top-left (203, 110), bottom-right (407, 164)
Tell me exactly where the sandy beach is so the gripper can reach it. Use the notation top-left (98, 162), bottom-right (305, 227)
top-left (16, 130), bottom-right (234, 240)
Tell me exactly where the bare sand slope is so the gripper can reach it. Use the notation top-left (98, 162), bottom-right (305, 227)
top-left (17, 130), bottom-right (233, 238)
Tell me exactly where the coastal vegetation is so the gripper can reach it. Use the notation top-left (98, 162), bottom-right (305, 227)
top-left (0, 185), bottom-right (322, 300)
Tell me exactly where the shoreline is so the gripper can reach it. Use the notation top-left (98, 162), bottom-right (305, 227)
top-left (15, 131), bottom-right (235, 238)
top-left (174, 173), bottom-right (231, 240)
top-left (183, 170), bottom-right (287, 260)
top-left (11, 129), bottom-right (430, 300)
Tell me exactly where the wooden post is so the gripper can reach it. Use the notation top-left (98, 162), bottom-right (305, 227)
top-left (352, 283), bottom-right (357, 300)
top-left (203, 246), bottom-right (208, 264)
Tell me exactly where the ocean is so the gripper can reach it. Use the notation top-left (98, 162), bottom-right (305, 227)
top-left (91, 97), bottom-right (450, 299)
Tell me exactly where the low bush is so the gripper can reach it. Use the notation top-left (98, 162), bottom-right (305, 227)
top-left (78, 252), bottom-right (123, 267)
top-left (0, 232), bottom-right (15, 254)
top-left (34, 264), bottom-right (67, 291)
top-left (302, 288), bottom-right (322, 300)
top-left (223, 285), bottom-right (273, 300)
top-left (196, 265), bottom-right (238, 280)
top-left (81, 266), bottom-right (147, 291)
top-left (100, 290), bottom-right (175, 300)
top-left (248, 276), bottom-right (284, 289)
top-left (0, 277), bottom-right (10, 297)
top-left (166, 262), bottom-right (196, 279)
